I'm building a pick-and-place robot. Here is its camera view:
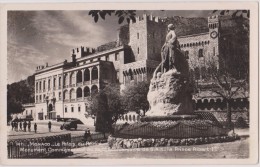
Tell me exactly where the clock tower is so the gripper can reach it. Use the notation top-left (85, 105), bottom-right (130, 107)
top-left (208, 15), bottom-right (220, 69)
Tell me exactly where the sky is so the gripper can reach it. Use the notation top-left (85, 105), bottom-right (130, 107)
top-left (7, 10), bottom-right (212, 84)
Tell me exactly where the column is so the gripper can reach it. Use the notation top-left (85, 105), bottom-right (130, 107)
top-left (89, 67), bottom-right (92, 85)
top-left (82, 69), bottom-right (85, 84)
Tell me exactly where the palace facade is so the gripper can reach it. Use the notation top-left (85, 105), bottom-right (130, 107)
top-left (30, 14), bottom-right (248, 124)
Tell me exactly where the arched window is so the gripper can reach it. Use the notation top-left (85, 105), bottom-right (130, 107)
top-left (199, 49), bottom-right (203, 57)
top-left (63, 90), bottom-right (69, 100)
top-left (84, 69), bottom-right (90, 81)
top-left (125, 115), bottom-right (128, 121)
top-left (91, 85), bottom-right (98, 95)
top-left (70, 72), bottom-right (76, 85)
top-left (76, 88), bottom-right (82, 98)
top-left (48, 104), bottom-right (53, 111)
top-left (70, 89), bottom-right (76, 100)
top-left (133, 115), bottom-right (136, 122)
top-left (92, 66), bottom-right (98, 80)
top-left (129, 115), bottom-right (132, 121)
top-left (84, 86), bottom-right (90, 97)
top-left (77, 70), bottom-right (82, 83)
top-left (36, 82), bottom-right (38, 91)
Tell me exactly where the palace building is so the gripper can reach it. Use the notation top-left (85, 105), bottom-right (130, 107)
top-left (30, 14), bottom-right (249, 125)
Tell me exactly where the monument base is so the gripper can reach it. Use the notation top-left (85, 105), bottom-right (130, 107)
top-left (113, 112), bottom-right (230, 140)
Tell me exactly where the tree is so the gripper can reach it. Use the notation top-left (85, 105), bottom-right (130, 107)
top-left (203, 56), bottom-right (248, 129)
top-left (121, 81), bottom-right (150, 115)
top-left (7, 75), bottom-right (35, 122)
top-left (212, 10), bottom-right (250, 18)
top-left (89, 10), bottom-right (136, 24)
top-left (89, 83), bottom-right (125, 132)
top-left (7, 98), bottom-right (24, 122)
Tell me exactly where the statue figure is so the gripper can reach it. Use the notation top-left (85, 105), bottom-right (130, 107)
top-left (161, 24), bottom-right (180, 73)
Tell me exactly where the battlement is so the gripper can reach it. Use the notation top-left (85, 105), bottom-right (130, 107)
top-left (36, 62), bottom-right (48, 70)
top-left (208, 15), bottom-right (219, 23)
top-left (130, 14), bottom-right (163, 24)
top-left (72, 46), bottom-right (96, 57)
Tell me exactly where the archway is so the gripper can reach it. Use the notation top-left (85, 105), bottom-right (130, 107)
top-left (77, 70), bottom-right (82, 83)
top-left (63, 90), bottom-right (69, 100)
top-left (84, 69), bottom-right (90, 81)
top-left (70, 89), bottom-right (76, 100)
top-left (91, 85), bottom-right (98, 95)
top-left (92, 66), bottom-right (98, 80)
top-left (84, 86), bottom-right (90, 97)
top-left (76, 87), bottom-right (83, 98)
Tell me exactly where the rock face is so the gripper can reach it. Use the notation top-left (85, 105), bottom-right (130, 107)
top-left (146, 68), bottom-right (193, 116)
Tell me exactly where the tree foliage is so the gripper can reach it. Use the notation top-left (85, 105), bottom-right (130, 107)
top-left (213, 10), bottom-right (250, 18)
top-left (89, 10), bottom-right (136, 24)
top-left (7, 75), bottom-right (35, 121)
top-left (89, 83), bottom-right (125, 132)
top-left (121, 81), bottom-right (150, 115)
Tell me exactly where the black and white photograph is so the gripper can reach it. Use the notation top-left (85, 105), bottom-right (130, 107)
top-left (0, 2), bottom-right (259, 165)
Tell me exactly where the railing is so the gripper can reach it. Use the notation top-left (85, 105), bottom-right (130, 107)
top-left (7, 134), bottom-right (72, 159)
top-left (92, 79), bottom-right (98, 84)
top-left (113, 122), bottom-right (229, 139)
top-left (83, 81), bottom-right (91, 85)
top-left (77, 97), bottom-right (83, 101)
top-left (71, 133), bottom-right (109, 148)
top-left (76, 83), bottom-right (83, 86)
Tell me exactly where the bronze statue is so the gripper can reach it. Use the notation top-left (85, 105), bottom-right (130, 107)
top-left (161, 24), bottom-right (180, 73)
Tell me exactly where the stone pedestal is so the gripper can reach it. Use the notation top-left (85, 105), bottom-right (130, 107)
top-left (146, 68), bottom-right (193, 116)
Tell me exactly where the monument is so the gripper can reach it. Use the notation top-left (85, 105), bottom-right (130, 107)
top-left (110, 24), bottom-right (237, 148)
top-left (146, 24), bottom-right (194, 116)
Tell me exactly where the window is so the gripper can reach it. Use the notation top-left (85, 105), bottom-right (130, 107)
top-left (65, 107), bottom-right (67, 113)
top-left (115, 53), bottom-right (119, 61)
top-left (78, 106), bottom-right (81, 112)
top-left (185, 51), bottom-right (189, 59)
top-left (199, 49), bottom-right (203, 58)
top-left (137, 33), bottom-right (139, 39)
top-left (213, 47), bottom-right (215, 56)
top-left (26, 110), bottom-right (28, 115)
top-left (105, 55), bottom-right (109, 61)
top-left (48, 79), bottom-right (51, 89)
top-left (53, 78), bottom-right (56, 87)
top-left (71, 107), bottom-right (74, 112)
top-left (138, 47), bottom-right (139, 54)
top-left (31, 110), bottom-right (32, 115)
top-left (39, 95), bottom-right (42, 101)
top-left (39, 81), bottom-right (42, 90)
top-left (43, 80), bottom-right (45, 90)
top-left (90, 59), bottom-right (93, 62)
top-left (59, 92), bottom-right (61, 100)
top-left (59, 77), bottom-right (61, 86)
